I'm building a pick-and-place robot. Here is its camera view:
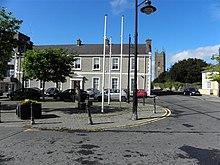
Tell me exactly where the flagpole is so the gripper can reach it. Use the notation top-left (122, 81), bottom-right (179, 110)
top-left (101, 14), bottom-right (107, 113)
top-left (108, 36), bottom-right (112, 105)
top-left (119, 15), bottom-right (124, 103)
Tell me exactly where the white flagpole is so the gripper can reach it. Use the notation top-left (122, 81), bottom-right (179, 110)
top-left (119, 15), bottom-right (124, 103)
top-left (108, 36), bottom-right (112, 105)
top-left (101, 14), bottom-right (107, 113)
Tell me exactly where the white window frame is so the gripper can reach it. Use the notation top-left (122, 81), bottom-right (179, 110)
top-left (74, 57), bottom-right (81, 70)
top-left (92, 57), bottom-right (100, 70)
top-left (111, 77), bottom-right (119, 89)
top-left (112, 57), bottom-right (119, 70)
top-left (131, 57), bottom-right (139, 71)
top-left (130, 77), bottom-right (139, 91)
top-left (92, 77), bottom-right (100, 90)
top-left (207, 81), bottom-right (211, 88)
top-left (24, 80), bottom-right (30, 88)
top-left (39, 80), bottom-right (43, 89)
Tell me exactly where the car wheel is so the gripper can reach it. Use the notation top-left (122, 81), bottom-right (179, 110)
top-left (121, 96), bottom-right (127, 102)
top-left (10, 96), bottom-right (14, 101)
top-left (183, 92), bottom-right (186, 95)
top-left (190, 93), bottom-right (192, 96)
top-left (55, 96), bottom-right (61, 101)
top-left (98, 97), bottom-right (102, 102)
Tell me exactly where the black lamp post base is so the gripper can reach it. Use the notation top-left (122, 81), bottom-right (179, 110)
top-left (131, 112), bottom-right (138, 120)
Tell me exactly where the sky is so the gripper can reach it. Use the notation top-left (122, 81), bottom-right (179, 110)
top-left (1, 0), bottom-right (220, 69)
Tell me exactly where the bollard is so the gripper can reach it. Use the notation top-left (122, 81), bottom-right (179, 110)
top-left (30, 103), bottom-right (35, 125)
top-left (143, 96), bottom-right (145, 106)
top-left (0, 102), bottom-right (1, 123)
top-left (85, 98), bottom-right (93, 125)
top-left (153, 96), bottom-right (156, 114)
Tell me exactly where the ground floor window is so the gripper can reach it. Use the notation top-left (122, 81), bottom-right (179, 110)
top-left (131, 78), bottom-right (134, 91)
top-left (112, 78), bottom-right (118, 89)
top-left (93, 78), bottom-right (99, 90)
top-left (24, 80), bottom-right (29, 88)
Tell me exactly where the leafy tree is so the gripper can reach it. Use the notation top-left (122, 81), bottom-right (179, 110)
top-left (0, 7), bottom-right (23, 79)
top-left (153, 71), bottom-right (170, 83)
top-left (22, 48), bottom-right (77, 99)
top-left (169, 58), bottom-right (208, 83)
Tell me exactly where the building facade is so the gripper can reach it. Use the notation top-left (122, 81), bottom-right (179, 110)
top-left (154, 49), bottom-right (166, 79)
top-left (0, 32), bottom-right (32, 93)
top-left (22, 38), bottom-right (153, 95)
top-left (200, 71), bottom-right (219, 96)
top-left (2, 37), bottom-right (153, 95)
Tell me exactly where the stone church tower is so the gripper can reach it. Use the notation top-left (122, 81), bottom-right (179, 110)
top-left (154, 49), bottom-right (166, 79)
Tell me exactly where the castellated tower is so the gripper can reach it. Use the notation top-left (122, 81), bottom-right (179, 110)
top-left (154, 49), bottom-right (166, 79)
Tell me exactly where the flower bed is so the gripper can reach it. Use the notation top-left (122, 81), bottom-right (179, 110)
top-left (16, 99), bottom-right (42, 120)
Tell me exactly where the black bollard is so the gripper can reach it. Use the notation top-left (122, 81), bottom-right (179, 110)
top-left (143, 96), bottom-right (145, 106)
top-left (30, 103), bottom-right (35, 124)
top-left (153, 96), bottom-right (156, 114)
top-left (0, 102), bottom-right (1, 123)
top-left (85, 97), bottom-right (93, 125)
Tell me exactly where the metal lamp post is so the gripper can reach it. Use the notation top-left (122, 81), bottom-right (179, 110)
top-left (132, 0), bottom-right (157, 120)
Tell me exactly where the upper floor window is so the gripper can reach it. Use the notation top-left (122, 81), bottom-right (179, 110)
top-left (74, 58), bottom-right (81, 70)
top-left (93, 57), bottom-right (100, 70)
top-left (112, 58), bottom-right (119, 70)
top-left (130, 57), bottom-right (139, 71)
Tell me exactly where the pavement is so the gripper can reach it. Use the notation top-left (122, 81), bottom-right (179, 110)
top-left (0, 96), bottom-right (170, 132)
top-left (1, 94), bottom-right (219, 132)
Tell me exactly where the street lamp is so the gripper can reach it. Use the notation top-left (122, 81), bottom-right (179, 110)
top-left (132, 0), bottom-right (157, 120)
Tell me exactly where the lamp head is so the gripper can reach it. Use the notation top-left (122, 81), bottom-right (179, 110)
top-left (140, 0), bottom-right (157, 15)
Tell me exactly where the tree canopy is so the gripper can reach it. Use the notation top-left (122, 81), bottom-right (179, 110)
top-left (22, 48), bottom-right (77, 90)
top-left (0, 7), bottom-right (22, 80)
top-left (23, 48), bottom-right (77, 81)
top-left (154, 58), bottom-right (208, 83)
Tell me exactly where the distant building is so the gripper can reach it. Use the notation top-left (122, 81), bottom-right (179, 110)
top-left (0, 32), bottom-right (33, 93)
top-left (154, 49), bottom-right (166, 79)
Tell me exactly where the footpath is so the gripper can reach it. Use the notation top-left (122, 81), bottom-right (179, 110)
top-left (0, 97), bottom-right (170, 132)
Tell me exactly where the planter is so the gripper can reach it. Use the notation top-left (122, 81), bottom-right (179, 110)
top-left (16, 103), bottom-right (42, 120)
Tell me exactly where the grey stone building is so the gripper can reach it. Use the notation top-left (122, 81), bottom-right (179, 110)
top-left (154, 49), bottom-right (166, 79)
top-left (9, 38), bottom-right (153, 95)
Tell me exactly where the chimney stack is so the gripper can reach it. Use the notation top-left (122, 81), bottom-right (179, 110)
top-left (146, 39), bottom-right (152, 54)
top-left (105, 38), bottom-right (109, 46)
top-left (77, 39), bottom-right (82, 46)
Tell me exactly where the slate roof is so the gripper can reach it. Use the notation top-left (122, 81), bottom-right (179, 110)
top-left (34, 43), bottom-right (148, 55)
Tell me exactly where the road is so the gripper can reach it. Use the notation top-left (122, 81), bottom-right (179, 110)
top-left (0, 95), bottom-right (220, 164)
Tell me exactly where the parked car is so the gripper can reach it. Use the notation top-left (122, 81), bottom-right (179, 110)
top-left (75, 89), bottom-right (89, 102)
top-left (54, 89), bottom-right (76, 101)
top-left (137, 89), bottom-right (147, 98)
top-left (45, 87), bottom-right (60, 97)
top-left (7, 88), bottom-right (42, 101)
top-left (94, 91), bottom-right (108, 102)
top-left (183, 87), bottom-right (201, 96)
top-left (86, 88), bottom-right (99, 97)
top-left (94, 89), bottom-right (127, 102)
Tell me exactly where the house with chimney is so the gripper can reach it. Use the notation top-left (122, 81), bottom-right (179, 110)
top-left (7, 38), bottom-right (154, 95)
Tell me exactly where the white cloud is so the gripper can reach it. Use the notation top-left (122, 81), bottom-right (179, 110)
top-left (110, 0), bottom-right (131, 15)
top-left (169, 44), bottom-right (220, 64)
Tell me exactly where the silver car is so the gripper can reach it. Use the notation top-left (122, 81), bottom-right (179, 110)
top-left (94, 89), bottom-right (127, 102)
